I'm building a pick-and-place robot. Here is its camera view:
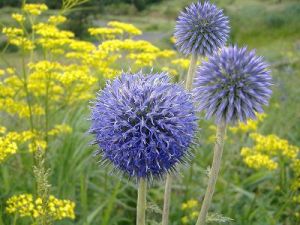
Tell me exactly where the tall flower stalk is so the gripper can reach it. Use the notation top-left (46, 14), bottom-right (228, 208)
top-left (137, 179), bottom-right (147, 225)
top-left (90, 71), bottom-right (197, 225)
top-left (162, 175), bottom-right (172, 225)
top-left (195, 121), bottom-right (226, 225)
top-left (162, 53), bottom-right (198, 225)
top-left (193, 46), bottom-right (272, 224)
top-left (161, 2), bottom-right (230, 224)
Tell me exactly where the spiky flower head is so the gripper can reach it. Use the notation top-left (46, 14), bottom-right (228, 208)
top-left (193, 45), bottom-right (272, 123)
top-left (174, 1), bottom-right (230, 56)
top-left (90, 71), bottom-right (198, 180)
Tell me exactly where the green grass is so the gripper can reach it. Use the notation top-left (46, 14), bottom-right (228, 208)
top-left (1, 0), bottom-right (300, 224)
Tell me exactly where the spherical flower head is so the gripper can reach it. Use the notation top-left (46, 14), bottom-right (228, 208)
top-left (174, 1), bottom-right (230, 56)
top-left (193, 45), bottom-right (272, 123)
top-left (90, 71), bottom-right (198, 180)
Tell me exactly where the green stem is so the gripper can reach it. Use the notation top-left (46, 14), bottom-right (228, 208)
top-left (162, 175), bottom-right (172, 225)
top-left (185, 54), bottom-right (198, 90)
top-left (45, 71), bottom-right (50, 144)
top-left (21, 48), bottom-right (34, 132)
top-left (161, 53), bottom-right (199, 225)
top-left (136, 179), bottom-right (147, 225)
top-left (12, 214), bottom-right (18, 225)
top-left (195, 120), bottom-right (227, 225)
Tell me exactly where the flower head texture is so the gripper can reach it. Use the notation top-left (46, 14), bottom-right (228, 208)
top-left (193, 45), bottom-right (272, 123)
top-left (90, 71), bottom-right (198, 180)
top-left (174, 1), bottom-right (230, 56)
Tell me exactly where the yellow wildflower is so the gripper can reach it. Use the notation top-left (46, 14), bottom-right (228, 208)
top-left (6, 67), bottom-right (15, 75)
top-left (250, 133), bottom-right (299, 159)
top-left (33, 23), bottom-right (74, 39)
top-left (9, 37), bottom-right (35, 50)
top-left (230, 113), bottom-right (266, 134)
top-left (181, 216), bottom-right (189, 224)
top-left (0, 134), bottom-right (18, 162)
top-left (157, 50), bottom-right (176, 58)
top-left (181, 199), bottom-right (198, 210)
top-left (241, 149), bottom-right (278, 170)
top-left (0, 126), bottom-right (6, 134)
top-left (6, 194), bottom-right (34, 217)
top-left (48, 15), bottom-right (67, 24)
top-left (29, 139), bottom-right (47, 152)
top-left (181, 199), bottom-right (200, 224)
top-left (108, 21), bottom-right (142, 36)
top-left (191, 211), bottom-right (198, 219)
top-left (172, 58), bottom-right (190, 69)
top-left (2, 27), bottom-right (24, 37)
top-left (12, 13), bottom-right (25, 23)
top-left (88, 27), bottom-right (123, 39)
top-left (6, 194), bottom-right (75, 220)
top-left (23, 3), bottom-right (48, 15)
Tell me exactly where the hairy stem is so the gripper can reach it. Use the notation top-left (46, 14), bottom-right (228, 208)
top-left (136, 178), bottom-right (147, 225)
top-left (195, 120), bottom-right (227, 225)
top-left (162, 175), bottom-right (172, 225)
top-left (185, 54), bottom-right (198, 90)
top-left (161, 53), bottom-right (199, 225)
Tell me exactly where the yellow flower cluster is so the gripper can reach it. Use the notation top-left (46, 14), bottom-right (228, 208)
top-left (0, 122), bottom-right (72, 163)
top-left (88, 27), bottom-right (123, 39)
top-left (27, 61), bottom-right (96, 103)
top-left (241, 148), bottom-right (278, 170)
top-left (1, 3), bottom-right (189, 168)
top-left (0, 98), bottom-right (44, 118)
top-left (181, 199), bottom-right (199, 224)
top-left (23, 3), bottom-right (48, 16)
top-left (6, 194), bottom-right (75, 220)
top-left (250, 133), bottom-right (298, 159)
top-left (88, 21), bottom-right (141, 40)
top-left (0, 133), bottom-right (18, 163)
top-left (241, 133), bottom-right (299, 170)
top-left (28, 139), bottom-right (48, 152)
top-left (0, 126), bottom-right (6, 134)
top-left (33, 23), bottom-right (74, 39)
top-left (2, 27), bottom-right (34, 50)
top-left (48, 15), bottom-right (67, 25)
top-left (181, 199), bottom-right (198, 210)
top-left (241, 131), bottom-right (300, 207)
top-left (230, 114), bottom-right (266, 134)
top-left (12, 13), bottom-right (25, 23)
top-left (108, 21), bottom-right (142, 36)
top-left (171, 58), bottom-right (190, 69)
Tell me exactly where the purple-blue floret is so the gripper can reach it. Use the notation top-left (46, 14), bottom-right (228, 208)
top-left (193, 45), bottom-right (272, 123)
top-left (174, 1), bottom-right (230, 56)
top-left (90, 71), bottom-right (198, 180)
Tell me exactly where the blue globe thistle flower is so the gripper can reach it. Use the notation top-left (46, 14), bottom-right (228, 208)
top-left (193, 45), bottom-right (272, 123)
top-left (174, 1), bottom-right (230, 56)
top-left (90, 71), bottom-right (198, 180)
